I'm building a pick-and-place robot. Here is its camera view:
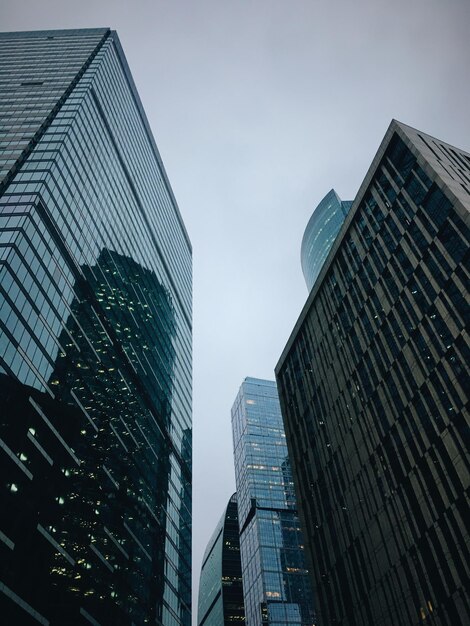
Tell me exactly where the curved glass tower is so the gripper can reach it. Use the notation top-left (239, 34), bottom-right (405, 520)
top-left (301, 189), bottom-right (352, 291)
top-left (197, 493), bottom-right (245, 626)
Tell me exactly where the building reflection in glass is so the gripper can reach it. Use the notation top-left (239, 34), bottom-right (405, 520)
top-left (0, 248), bottom-right (189, 625)
top-left (0, 28), bottom-right (192, 625)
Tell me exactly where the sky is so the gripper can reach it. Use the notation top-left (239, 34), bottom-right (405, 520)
top-left (1, 0), bottom-right (470, 622)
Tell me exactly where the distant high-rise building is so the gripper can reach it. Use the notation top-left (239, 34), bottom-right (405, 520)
top-left (231, 378), bottom-right (315, 625)
top-left (0, 29), bottom-right (192, 625)
top-left (276, 121), bottom-right (470, 626)
top-left (197, 493), bottom-right (245, 626)
top-left (301, 189), bottom-right (352, 291)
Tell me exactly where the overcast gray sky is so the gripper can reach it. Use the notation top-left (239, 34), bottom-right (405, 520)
top-left (2, 0), bottom-right (470, 622)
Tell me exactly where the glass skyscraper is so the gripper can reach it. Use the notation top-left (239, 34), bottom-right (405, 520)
top-left (301, 189), bottom-right (352, 291)
top-left (0, 29), bottom-right (192, 625)
top-left (231, 378), bottom-right (315, 626)
top-left (197, 493), bottom-right (245, 626)
top-left (276, 121), bottom-right (469, 626)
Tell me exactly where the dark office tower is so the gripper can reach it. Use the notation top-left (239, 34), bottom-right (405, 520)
top-left (231, 378), bottom-right (315, 626)
top-left (197, 493), bottom-right (245, 626)
top-left (301, 189), bottom-right (353, 291)
top-left (276, 121), bottom-right (470, 626)
top-left (0, 29), bottom-right (192, 626)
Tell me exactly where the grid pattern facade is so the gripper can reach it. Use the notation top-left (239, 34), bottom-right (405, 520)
top-left (197, 493), bottom-right (245, 626)
top-left (276, 121), bottom-right (469, 626)
top-left (231, 378), bottom-right (315, 626)
top-left (0, 29), bottom-right (192, 625)
top-left (0, 29), bottom-right (108, 188)
top-left (301, 189), bottom-right (352, 291)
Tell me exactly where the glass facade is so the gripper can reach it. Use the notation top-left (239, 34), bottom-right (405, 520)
top-left (0, 29), bottom-right (192, 625)
top-left (301, 189), bottom-right (352, 291)
top-left (276, 121), bottom-right (470, 626)
top-left (231, 378), bottom-right (315, 626)
top-left (197, 493), bottom-right (245, 626)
